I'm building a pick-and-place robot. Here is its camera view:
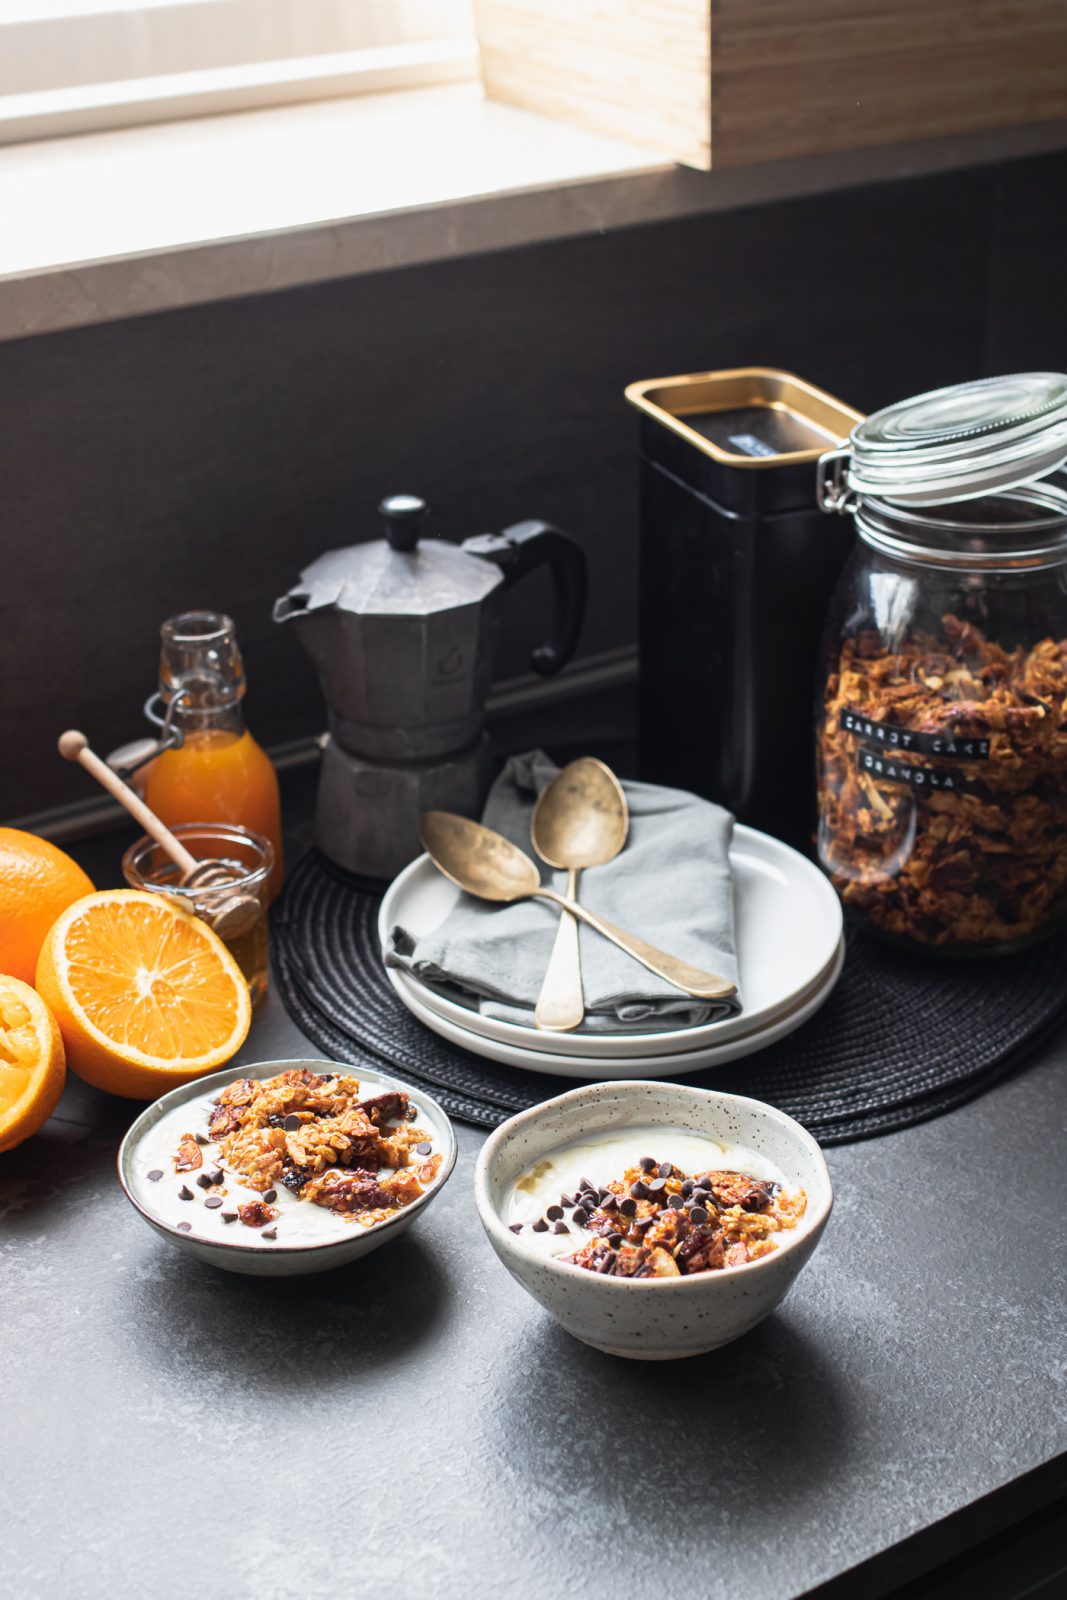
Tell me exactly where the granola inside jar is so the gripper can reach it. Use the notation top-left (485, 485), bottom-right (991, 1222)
top-left (814, 375), bottom-right (1067, 953)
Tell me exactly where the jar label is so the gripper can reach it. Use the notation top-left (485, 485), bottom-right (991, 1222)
top-left (840, 708), bottom-right (990, 761)
top-left (856, 747), bottom-right (980, 794)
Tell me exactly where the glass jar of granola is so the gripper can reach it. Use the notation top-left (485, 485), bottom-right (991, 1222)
top-left (814, 373), bottom-right (1067, 952)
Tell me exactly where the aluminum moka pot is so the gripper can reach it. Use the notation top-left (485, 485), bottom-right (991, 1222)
top-left (274, 494), bottom-right (586, 877)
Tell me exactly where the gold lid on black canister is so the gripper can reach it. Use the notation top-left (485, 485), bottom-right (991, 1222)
top-left (625, 366), bottom-right (863, 469)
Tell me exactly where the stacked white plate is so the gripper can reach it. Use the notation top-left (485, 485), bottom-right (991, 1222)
top-left (378, 825), bottom-right (844, 1080)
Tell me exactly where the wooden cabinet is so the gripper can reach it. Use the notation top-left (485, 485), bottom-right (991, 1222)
top-left (473, 1), bottom-right (1067, 170)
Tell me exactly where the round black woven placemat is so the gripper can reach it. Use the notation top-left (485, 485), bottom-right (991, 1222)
top-left (271, 849), bottom-right (1067, 1143)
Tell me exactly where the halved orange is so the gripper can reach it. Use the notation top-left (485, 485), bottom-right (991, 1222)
top-left (36, 890), bottom-right (252, 1100)
top-left (0, 974), bottom-right (66, 1151)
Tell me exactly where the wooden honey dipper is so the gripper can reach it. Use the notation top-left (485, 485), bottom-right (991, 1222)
top-left (58, 730), bottom-right (262, 942)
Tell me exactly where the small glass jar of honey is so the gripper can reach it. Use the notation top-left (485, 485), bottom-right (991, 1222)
top-left (123, 823), bottom-right (273, 1005)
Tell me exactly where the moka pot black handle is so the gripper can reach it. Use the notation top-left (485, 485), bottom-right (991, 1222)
top-left (462, 520), bottom-right (587, 676)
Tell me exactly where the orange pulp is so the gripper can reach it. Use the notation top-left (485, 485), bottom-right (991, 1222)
top-left (145, 730), bottom-right (284, 897)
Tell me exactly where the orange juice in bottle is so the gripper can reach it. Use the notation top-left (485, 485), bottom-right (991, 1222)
top-left (145, 612), bottom-right (284, 897)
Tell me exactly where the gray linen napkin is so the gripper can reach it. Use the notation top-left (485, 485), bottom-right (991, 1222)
top-left (387, 751), bottom-right (741, 1031)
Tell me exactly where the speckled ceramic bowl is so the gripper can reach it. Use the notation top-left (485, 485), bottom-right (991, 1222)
top-left (474, 1081), bottom-right (832, 1359)
top-left (118, 1058), bottom-right (457, 1276)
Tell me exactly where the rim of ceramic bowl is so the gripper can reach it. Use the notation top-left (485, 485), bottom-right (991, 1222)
top-left (117, 1057), bottom-right (458, 1256)
top-left (474, 1080), bottom-right (833, 1287)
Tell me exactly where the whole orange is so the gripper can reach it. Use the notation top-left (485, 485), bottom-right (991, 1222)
top-left (0, 828), bottom-right (95, 985)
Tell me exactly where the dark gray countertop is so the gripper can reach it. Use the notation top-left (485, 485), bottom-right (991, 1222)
top-left (3, 975), bottom-right (1065, 1599)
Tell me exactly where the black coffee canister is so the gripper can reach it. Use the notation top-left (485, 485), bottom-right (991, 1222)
top-left (626, 368), bottom-right (862, 850)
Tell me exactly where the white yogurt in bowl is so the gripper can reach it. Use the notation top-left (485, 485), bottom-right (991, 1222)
top-left (506, 1126), bottom-right (794, 1262)
top-left (475, 1080), bottom-right (833, 1358)
top-left (118, 1058), bottom-right (457, 1276)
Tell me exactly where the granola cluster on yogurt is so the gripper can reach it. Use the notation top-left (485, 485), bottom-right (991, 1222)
top-left (818, 615), bottom-right (1067, 947)
top-left (207, 1067), bottom-right (441, 1225)
top-left (516, 1155), bottom-right (806, 1278)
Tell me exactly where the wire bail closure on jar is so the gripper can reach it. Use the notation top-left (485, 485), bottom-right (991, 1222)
top-left (816, 448), bottom-right (856, 515)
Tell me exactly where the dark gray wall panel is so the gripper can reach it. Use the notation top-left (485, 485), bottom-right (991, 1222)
top-left (984, 149), bottom-right (1067, 374)
top-left (0, 164), bottom-right (997, 818)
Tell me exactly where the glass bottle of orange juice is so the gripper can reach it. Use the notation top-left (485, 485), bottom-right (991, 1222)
top-left (145, 611), bottom-right (284, 897)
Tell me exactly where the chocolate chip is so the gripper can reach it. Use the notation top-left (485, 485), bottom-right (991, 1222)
top-left (648, 1177), bottom-right (666, 1194)
top-left (639, 1156), bottom-right (656, 1173)
top-left (682, 1179), bottom-right (694, 1197)
top-left (509, 1222), bottom-right (523, 1233)
top-left (560, 1194), bottom-right (575, 1208)
top-left (658, 1162), bottom-right (673, 1179)
top-left (147, 1169), bottom-right (163, 1182)
top-left (580, 1191), bottom-right (598, 1208)
top-left (553, 1221), bottom-right (569, 1234)
top-left (600, 1193), bottom-right (617, 1211)
top-left (196, 1173), bottom-right (212, 1189)
top-left (194, 1133), bottom-right (210, 1146)
top-left (532, 1218), bottom-right (549, 1233)
top-left (262, 1190), bottom-right (277, 1203)
top-left (284, 1114), bottom-right (302, 1131)
top-left (261, 1228), bottom-right (277, 1240)
top-left (176, 1221), bottom-right (192, 1232)
top-left (630, 1181), bottom-right (649, 1200)
top-left (572, 1207), bottom-right (589, 1226)
top-left (619, 1197), bottom-right (637, 1216)
top-left (546, 1204), bottom-right (564, 1221)
top-left (668, 1193), bottom-right (685, 1210)
top-left (608, 1232), bottom-right (624, 1248)
top-left (415, 1141), bottom-right (432, 1155)
top-left (579, 1176), bottom-right (594, 1193)
top-left (690, 1206), bottom-right (709, 1225)
top-left (204, 1196), bottom-right (223, 1210)
top-left (222, 1212), bottom-right (238, 1223)
top-left (177, 1186), bottom-right (194, 1201)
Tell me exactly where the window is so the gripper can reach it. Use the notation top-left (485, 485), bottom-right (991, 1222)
top-left (0, 0), bottom-right (478, 144)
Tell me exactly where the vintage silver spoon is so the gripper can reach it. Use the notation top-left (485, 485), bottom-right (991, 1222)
top-left (530, 757), bottom-right (629, 1031)
top-left (420, 810), bottom-right (735, 1001)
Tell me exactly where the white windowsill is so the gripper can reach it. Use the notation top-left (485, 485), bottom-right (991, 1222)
top-left (0, 83), bottom-right (667, 340)
top-left (2, 82), bottom-right (1066, 344)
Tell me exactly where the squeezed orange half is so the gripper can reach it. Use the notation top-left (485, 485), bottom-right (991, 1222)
top-left (0, 975), bottom-right (66, 1151)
